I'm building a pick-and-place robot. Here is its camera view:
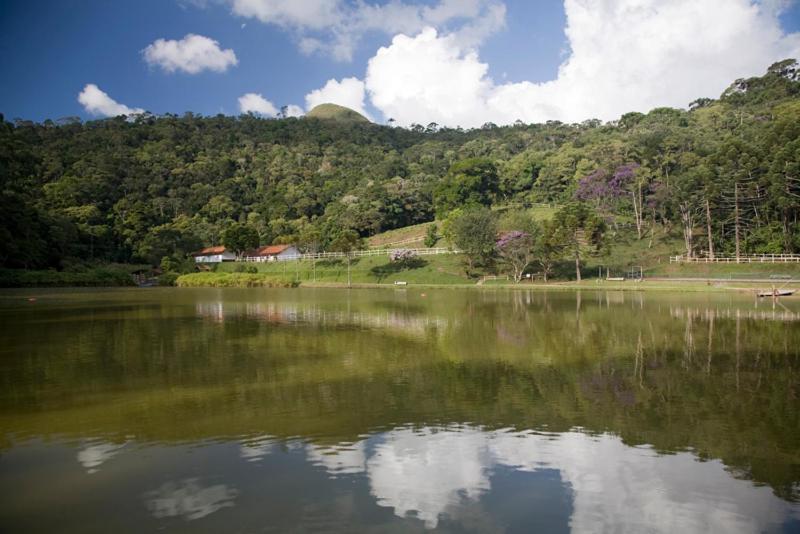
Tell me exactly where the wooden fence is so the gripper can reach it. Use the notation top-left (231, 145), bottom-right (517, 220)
top-left (670, 254), bottom-right (800, 264)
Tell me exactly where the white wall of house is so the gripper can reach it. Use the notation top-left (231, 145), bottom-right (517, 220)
top-left (275, 246), bottom-right (300, 261)
top-left (194, 252), bottom-right (237, 263)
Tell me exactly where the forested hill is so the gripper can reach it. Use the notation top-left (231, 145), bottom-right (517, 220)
top-left (1, 60), bottom-right (799, 269)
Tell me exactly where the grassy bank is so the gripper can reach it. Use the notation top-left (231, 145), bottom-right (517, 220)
top-left (0, 266), bottom-right (139, 288)
top-left (175, 251), bottom-right (800, 292)
top-left (177, 254), bottom-right (468, 287)
top-left (211, 254), bottom-right (470, 285)
top-left (175, 272), bottom-right (300, 287)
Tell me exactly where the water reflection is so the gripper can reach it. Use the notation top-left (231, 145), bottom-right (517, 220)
top-left (143, 478), bottom-right (238, 521)
top-left (295, 426), bottom-right (799, 532)
top-left (307, 441), bottom-right (367, 476)
top-left (239, 436), bottom-right (277, 463)
top-left (195, 300), bottom-right (453, 335)
top-left (1, 288), bottom-right (799, 532)
top-left (77, 439), bottom-right (128, 474)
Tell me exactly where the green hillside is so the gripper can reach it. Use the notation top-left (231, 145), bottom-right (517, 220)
top-left (1, 59), bottom-right (798, 283)
top-left (305, 103), bottom-right (370, 122)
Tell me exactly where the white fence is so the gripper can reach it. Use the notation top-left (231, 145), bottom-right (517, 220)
top-left (670, 254), bottom-right (800, 264)
top-left (241, 247), bottom-right (457, 262)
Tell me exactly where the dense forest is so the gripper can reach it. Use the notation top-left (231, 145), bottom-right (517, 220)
top-left (1, 59), bottom-right (798, 270)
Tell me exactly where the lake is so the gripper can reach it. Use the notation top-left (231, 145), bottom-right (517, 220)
top-left (1, 287), bottom-right (799, 533)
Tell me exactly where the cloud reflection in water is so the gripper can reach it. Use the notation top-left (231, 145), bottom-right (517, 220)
top-left (289, 426), bottom-right (798, 532)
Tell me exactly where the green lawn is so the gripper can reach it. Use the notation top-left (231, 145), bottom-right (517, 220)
top-left (177, 226), bottom-right (800, 289)
top-left (367, 221), bottom-right (437, 248)
top-left (188, 253), bottom-right (470, 286)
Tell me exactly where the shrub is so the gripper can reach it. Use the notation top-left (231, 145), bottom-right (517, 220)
top-left (390, 249), bottom-right (418, 262)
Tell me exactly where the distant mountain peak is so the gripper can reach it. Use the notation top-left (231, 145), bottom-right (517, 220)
top-left (305, 103), bottom-right (370, 123)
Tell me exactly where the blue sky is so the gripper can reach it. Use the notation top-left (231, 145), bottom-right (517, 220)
top-left (1, 0), bottom-right (798, 126)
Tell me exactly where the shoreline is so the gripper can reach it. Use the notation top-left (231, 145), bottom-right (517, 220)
top-left (2, 271), bottom-right (797, 294)
top-left (167, 273), bottom-right (799, 293)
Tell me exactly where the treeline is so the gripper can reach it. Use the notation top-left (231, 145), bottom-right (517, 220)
top-left (1, 59), bottom-right (798, 270)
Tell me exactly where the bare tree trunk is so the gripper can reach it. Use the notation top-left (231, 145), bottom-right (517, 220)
top-left (575, 252), bottom-right (581, 282)
top-left (679, 203), bottom-right (694, 257)
top-left (783, 210), bottom-right (791, 253)
top-left (631, 185), bottom-right (643, 240)
top-left (705, 197), bottom-right (714, 259)
top-left (734, 183), bottom-right (741, 263)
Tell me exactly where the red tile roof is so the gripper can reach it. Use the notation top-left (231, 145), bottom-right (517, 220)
top-left (192, 245), bottom-right (227, 256)
top-left (251, 244), bottom-right (291, 256)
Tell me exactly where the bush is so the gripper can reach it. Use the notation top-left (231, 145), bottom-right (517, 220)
top-left (175, 273), bottom-right (300, 288)
top-left (158, 272), bottom-right (180, 286)
top-left (232, 263), bottom-right (259, 273)
top-left (390, 249), bottom-right (418, 262)
top-left (0, 267), bottom-right (136, 287)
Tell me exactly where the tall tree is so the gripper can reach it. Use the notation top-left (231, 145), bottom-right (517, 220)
top-left (448, 208), bottom-right (498, 272)
top-left (552, 203), bottom-right (606, 281)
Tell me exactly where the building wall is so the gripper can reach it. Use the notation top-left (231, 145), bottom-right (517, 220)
top-left (275, 246), bottom-right (300, 261)
top-left (194, 252), bottom-right (236, 263)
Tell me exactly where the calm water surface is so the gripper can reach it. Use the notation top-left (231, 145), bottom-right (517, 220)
top-left (1, 287), bottom-right (799, 533)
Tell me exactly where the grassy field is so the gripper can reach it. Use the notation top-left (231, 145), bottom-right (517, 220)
top-left (365, 204), bottom-right (559, 249)
top-left (367, 222), bottom-right (437, 248)
top-left (190, 253), bottom-right (471, 286)
top-left (176, 247), bottom-right (800, 291)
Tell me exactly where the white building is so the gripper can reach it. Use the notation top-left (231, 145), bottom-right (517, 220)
top-left (192, 246), bottom-right (237, 263)
top-left (244, 244), bottom-right (300, 262)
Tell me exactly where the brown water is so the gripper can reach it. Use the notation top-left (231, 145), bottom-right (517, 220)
top-left (0, 287), bottom-right (799, 533)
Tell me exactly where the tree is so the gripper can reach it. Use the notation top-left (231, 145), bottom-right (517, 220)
top-left (496, 231), bottom-right (534, 283)
top-left (552, 203), bottom-right (606, 281)
top-left (433, 158), bottom-right (499, 217)
top-left (448, 208), bottom-right (497, 271)
top-left (533, 221), bottom-right (567, 282)
top-left (222, 223), bottom-right (260, 258)
top-left (424, 223), bottom-right (438, 248)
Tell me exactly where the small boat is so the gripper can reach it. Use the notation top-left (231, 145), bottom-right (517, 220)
top-left (757, 289), bottom-right (796, 297)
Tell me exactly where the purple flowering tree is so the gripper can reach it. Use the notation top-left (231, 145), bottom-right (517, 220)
top-left (390, 249), bottom-right (418, 263)
top-left (575, 168), bottom-right (625, 216)
top-left (576, 163), bottom-right (648, 239)
top-left (496, 231), bottom-right (534, 283)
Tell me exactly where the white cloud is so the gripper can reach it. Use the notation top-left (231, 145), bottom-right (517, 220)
top-left (365, 28), bottom-right (491, 127)
top-left (143, 34), bottom-right (238, 74)
top-left (239, 93), bottom-right (304, 118)
top-left (363, 0), bottom-right (800, 127)
top-left (230, 0), bottom-right (340, 29)
top-left (238, 92), bottom-right (279, 116)
top-left (305, 77), bottom-right (371, 118)
top-left (225, 0), bottom-right (505, 61)
top-left (78, 84), bottom-right (144, 117)
top-left (283, 104), bottom-right (305, 117)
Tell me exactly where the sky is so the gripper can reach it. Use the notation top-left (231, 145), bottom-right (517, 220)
top-left (1, 0), bottom-right (799, 127)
